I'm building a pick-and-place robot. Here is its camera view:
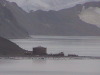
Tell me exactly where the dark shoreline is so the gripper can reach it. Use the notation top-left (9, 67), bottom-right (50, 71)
top-left (0, 56), bottom-right (100, 60)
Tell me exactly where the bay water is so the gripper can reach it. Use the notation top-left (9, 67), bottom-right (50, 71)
top-left (11, 36), bottom-right (100, 56)
top-left (0, 58), bottom-right (100, 75)
top-left (0, 36), bottom-right (99, 75)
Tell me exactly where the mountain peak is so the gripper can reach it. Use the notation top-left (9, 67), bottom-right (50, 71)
top-left (1, 0), bottom-right (100, 36)
top-left (7, 0), bottom-right (100, 12)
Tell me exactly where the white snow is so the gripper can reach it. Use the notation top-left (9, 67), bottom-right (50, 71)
top-left (79, 7), bottom-right (100, 27)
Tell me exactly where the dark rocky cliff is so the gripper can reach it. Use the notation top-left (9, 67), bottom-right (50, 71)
top-left (0, 36), bottom-right (25, 56)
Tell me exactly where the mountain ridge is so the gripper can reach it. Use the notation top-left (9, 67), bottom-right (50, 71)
top-left (2, 0), bottom-right (100, 36)
top-left (0, 0), bottom-right (29, 39)
top-left (7, 0), bottom-right (100, 12)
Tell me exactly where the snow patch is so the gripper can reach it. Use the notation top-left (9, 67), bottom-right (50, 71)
top-left (79, 7), bottom-right (100, 27)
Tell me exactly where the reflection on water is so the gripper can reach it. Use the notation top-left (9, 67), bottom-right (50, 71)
top-left (32, 58), bottom-right (46, 64)
top-left (0, 58), bottom-right (100, 75)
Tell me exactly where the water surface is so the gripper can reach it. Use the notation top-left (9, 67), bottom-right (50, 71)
top-left (0, 58), bottom-right (100, 75)
top-left (11, 36), bottom-right (100, 56)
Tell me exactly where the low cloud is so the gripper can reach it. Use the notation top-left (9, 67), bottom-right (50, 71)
top-left (7, 0), bottom-right (100, 12)
top-left (79, 7), bottom-right (100, 27)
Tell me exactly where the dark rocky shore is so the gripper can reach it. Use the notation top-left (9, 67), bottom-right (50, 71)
top-left (0, 36), bottom-right (26, 57)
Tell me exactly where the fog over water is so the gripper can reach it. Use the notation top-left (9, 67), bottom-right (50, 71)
top-left (11, 36), bottom-right (100, 56)
top-left (1, 36), bottom-right (100, 75)
top-left (0, 58), bottom-right (100, 75)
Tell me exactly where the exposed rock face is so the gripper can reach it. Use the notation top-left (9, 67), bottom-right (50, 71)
top-left (0, 36), bottom-right (25, 56)
top-left (0, 0), bottom-right (29, 39)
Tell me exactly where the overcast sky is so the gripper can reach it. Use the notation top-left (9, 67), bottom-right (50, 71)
top-left (7, 0), bottom-right (100, 12)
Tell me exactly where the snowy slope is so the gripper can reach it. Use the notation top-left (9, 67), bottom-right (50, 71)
top-left (79, 7), bottom-right (100, 27)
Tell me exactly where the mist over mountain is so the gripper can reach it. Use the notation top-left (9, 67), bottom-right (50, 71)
top-left (1, 0), bottom-right (100, 37)
top-left (79, 2), bottom-right (100, 27)
top-left (0, 0), bottom-right (29, 39)
top-left (7, 0), bottom-right (100, 12)
top-left (4, 0), bottom-right (100, 36)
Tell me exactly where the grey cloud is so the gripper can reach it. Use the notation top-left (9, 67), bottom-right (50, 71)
top-left (7, 0), bottom-right (100, 12)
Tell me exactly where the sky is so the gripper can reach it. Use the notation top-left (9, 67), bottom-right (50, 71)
top-left (7, 0), bottom-right (100, 12)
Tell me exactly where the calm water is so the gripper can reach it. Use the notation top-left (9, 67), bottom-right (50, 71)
top-left (0, 58), bottom-right (100, 75)
top-left (11, 36), bottom-right (100, 56)
top-left (1, 36), bottom-right (100, 75)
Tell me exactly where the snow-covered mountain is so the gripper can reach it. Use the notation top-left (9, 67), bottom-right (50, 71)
top-left (7, 0), bottom-right (100, 12)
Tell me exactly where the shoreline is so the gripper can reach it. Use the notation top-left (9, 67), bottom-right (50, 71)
top-left (0, 56), bottom-right (100, 60)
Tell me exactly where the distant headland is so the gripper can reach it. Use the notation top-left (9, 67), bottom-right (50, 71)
top-left (23, 46), bottom-right (100, 59)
